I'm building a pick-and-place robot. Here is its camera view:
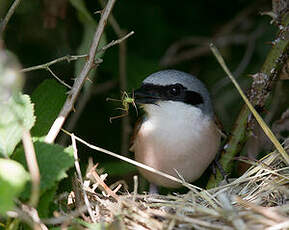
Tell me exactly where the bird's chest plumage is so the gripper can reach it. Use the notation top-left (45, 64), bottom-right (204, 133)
top-left (133, 102), bottom-right (220, 188)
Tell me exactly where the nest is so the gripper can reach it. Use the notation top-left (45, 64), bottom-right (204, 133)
top-left (63, 150), bottom-right (289, 230)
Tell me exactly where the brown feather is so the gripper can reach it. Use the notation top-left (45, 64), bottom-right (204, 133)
top-left (129, 116), bottom-right (145, 152)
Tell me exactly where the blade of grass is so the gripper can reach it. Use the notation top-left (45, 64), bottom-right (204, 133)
top-left (209, 43), bottom-right (289, 165)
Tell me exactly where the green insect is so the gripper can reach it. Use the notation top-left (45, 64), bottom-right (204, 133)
top-left (106, 90), bottom-right (138, 123)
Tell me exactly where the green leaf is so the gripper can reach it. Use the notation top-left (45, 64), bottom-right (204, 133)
top-left (31, 79), bottom-right (67, 137)
top-left (38, 185), bottom-right (58, 218)
top-left (0, 94), bottom-right (35, 157)
top-left (0, 159), bottom-right (29, 214)
top-left (13, 141), bottom-right (74, 199)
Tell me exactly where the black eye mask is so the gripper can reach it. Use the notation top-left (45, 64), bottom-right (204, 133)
top-left (134, 83), bottom-right (204, 106)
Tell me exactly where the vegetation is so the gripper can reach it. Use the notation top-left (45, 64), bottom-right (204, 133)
top-left (0, 0), bottom-right (289, 229)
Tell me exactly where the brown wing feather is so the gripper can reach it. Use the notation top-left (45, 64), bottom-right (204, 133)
top-left (214, 115), bottom-right (227, 138)
top-left (129, 116), bottom-right (145, 152)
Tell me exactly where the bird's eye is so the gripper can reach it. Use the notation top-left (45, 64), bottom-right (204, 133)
top-left (169, 84), bottom-right (182, 96)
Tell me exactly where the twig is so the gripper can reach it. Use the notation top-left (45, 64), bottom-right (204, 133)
top-left (132, 175), bottom-right (138, 201)
top-left (98, 31), bottom-right (134, 52)
top-left (266, 221), bottom-right (289, 230)
top-left (20, 54), bottom-right (89, 73)
top-left (58, 32), bottom-right (134, 142)
top-left (235, 196), bottom-right (285, 223)
top-left (46, 67), bottom-right (72, 89)
top-left (20, 54), bottom-right (91, 89)
top-left (44, 0), bottom-right (129, 144)
top-left (20, 204), bottom-right (48, 230)
top-left (88, 165), bottom-right (119, 200)
top-left (59, 80), bottom-right (117, 146)
top-left (207, 40), bottom-right (289, 188)
top-left (98, 0), bottom-right (122, 35)
top-left (22, 130), bottom-right (40, 207)
top-left (61, 129), bottom-right (206, 192)
top-left (56, 35), bottom-right (133, 146)
top-left (207, 8), bottom-right (289, 188)
top-left (10, 205), bottom-right (48, 230)
top-left (43, 206), bottom-right (88, 225)
top-left (71, 133), bottom-right (96, 223)
top-left (0, 0), bottom-right (22, 37)
top-left (217, 193), bottom-right (248, 230)
top-left (44, 0), bottom-right (116, 144)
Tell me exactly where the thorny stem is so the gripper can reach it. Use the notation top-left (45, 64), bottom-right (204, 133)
top-left (45, 0), bottom-right (117, 144)
top-left (44, 30), bottom-right (133, 143)
top-left (0, 0), bottom-right (22, 37)
top-left (20, 54), bottom-right (90, 89)
top-left (207, 10), bottom-right (289, 188)
top-left (20, 54), bottom-right (89, 73)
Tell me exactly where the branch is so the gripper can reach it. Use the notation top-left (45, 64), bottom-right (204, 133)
top-left (20, 54), bottom-right (89, 73)
top-left (59, 80), bottom-right (117, 146)
top-left (45, 0), bottom-right (117, 144)
top-left (99, 31), bottom-right (134, 51)
top-left (22, 130), bottom-right (40, 207)
top-left (45, 30), bottom-right (134, 144)
top-left (207, 10), bottom-right (289, 188)
top-left (46, 67), bottom-right (72, 89)
top-left (0, 0), bottom-right (22, 37)
top-left (71, 134), bottom-right (96, 222)
top-left (210, 43), bottom-right (289, 163)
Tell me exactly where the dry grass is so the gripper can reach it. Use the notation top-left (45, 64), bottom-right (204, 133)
top-left (66, 146), bottom-right (289, 230)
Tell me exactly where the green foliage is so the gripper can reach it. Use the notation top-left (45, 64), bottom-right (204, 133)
top-left (1, 0), bottom-right (288, 228)
top-left (31, 79), bottom-right (67, 137)
top-left (0, 94), bottom-right (35, 157)
top-left (37, 185), bottom-right (58, 218)
top-left (0, 159), bottom-right (29, 214)
top-left (5, 218), bottom-right (20, 230)
top-left (13, 142), bottom-right (74, 199)
top-left (102, 161), bottom-right (136, 176)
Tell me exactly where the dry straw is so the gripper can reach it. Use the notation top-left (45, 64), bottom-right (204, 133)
top-left (61, 132), bottom-right (289, 229)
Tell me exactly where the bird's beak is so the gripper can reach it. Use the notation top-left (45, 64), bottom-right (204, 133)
top-left (134, 87), bottom-right (159, 104)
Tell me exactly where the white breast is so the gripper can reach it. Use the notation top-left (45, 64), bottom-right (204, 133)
top-left (133, 101), bottom-right (220, 188)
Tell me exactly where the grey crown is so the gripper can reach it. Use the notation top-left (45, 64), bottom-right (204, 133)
top-left (142, 69), bottom-right (214, 117)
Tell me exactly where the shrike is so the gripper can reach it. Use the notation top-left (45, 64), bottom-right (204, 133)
top-left (130, 70), bottom-right (220, 188)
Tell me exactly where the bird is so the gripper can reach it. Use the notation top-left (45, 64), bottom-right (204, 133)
top-left (130, 69), bottom-right (220, 189)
